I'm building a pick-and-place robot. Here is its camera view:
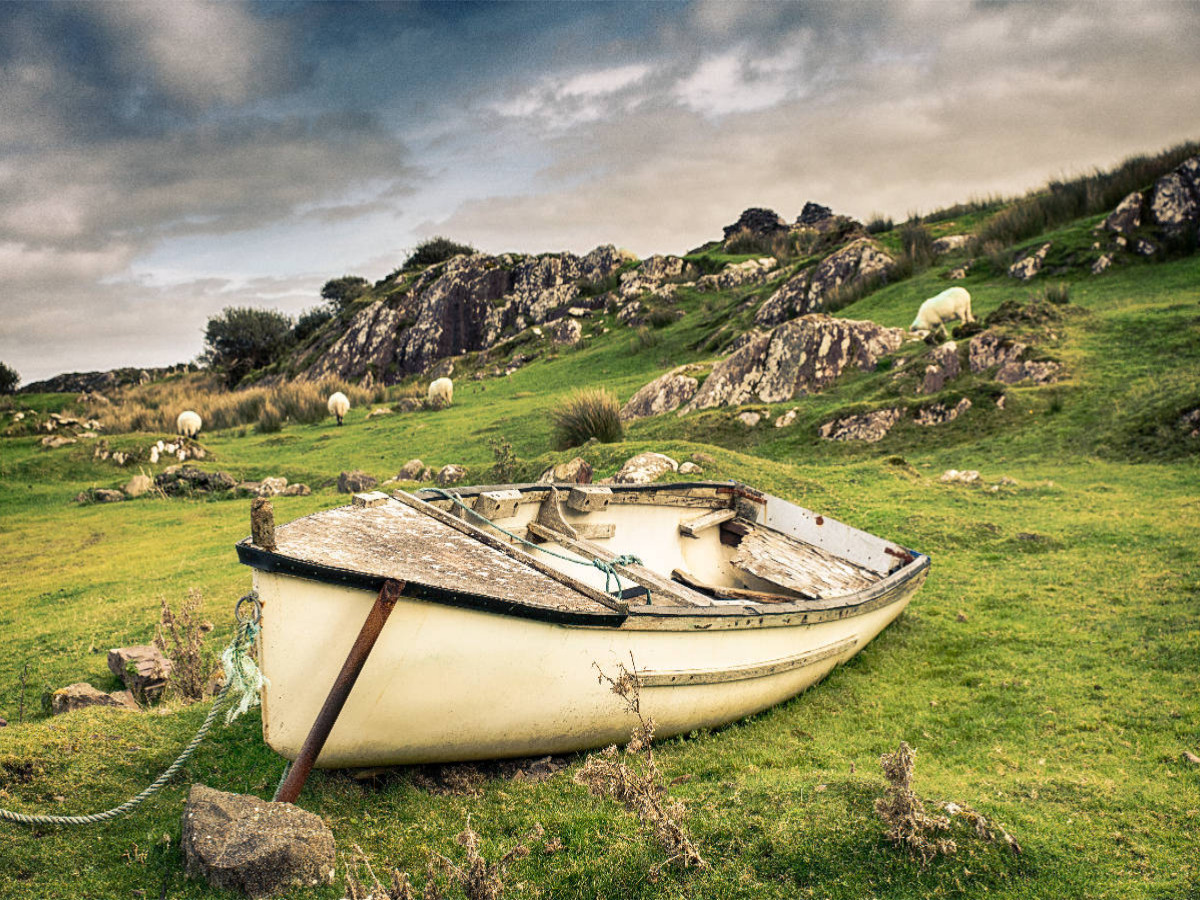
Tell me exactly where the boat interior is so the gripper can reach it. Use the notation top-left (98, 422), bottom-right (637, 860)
top-left (410, 482), bottom-right (913, 613)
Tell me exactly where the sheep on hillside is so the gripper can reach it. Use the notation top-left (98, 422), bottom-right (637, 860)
top-left (327, 391), bottom-right (350, 426)
top-left (428, 377), bottom-right (453, 410)
top-left (911, 287), bottom-right (974, 336)
top-left (176, 410), bottom-right (202, 438)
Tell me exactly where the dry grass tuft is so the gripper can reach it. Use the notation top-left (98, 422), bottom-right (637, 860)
top-left (875, 742), bottom-right (1020, 863)
top-left (575, 657), bottom-right (707, 875)
top-left (153, 589), bottom-right (217, 703)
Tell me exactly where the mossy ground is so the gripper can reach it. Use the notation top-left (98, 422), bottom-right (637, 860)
top-left (1, 240), bottom-right (1198, 899)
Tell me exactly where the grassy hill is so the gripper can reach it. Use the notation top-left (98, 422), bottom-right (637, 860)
top-left (1, 153), bottom-right (1198, 899)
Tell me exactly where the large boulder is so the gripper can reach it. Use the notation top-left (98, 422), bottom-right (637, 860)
top-left (613, 452), bottom-right (678, 484)
top-left (51, 683), bottom-right (140, 715)
top-left (181, 785), bottom-right (336, 898)
top-left (620, 366), bottom-right (701, 421)
top-left (931, 235), bottom-right (970, 255)
top-left (1150, 168), bottom-right (1199, 234)
top-left (1101, 192), bottom-right (1144, 235)
top-left (337, 470), bottom-right (378, 493)
top-left (395, 459), bottom-right (426, 481)
top-left (806, 238), bottom-right (894, 308)
top-left (755, 270), bottom-right (813, 326)
top-left (682, 315), bottom-right (906, 411)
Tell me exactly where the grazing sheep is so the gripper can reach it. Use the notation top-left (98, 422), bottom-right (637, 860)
top-left (911, 287), bottom-right (974, 335)
top-left (176, 410), bottom-right (202, 438)
top-left (327, 391), bottom-right (350, 426)
top-left (428, 377), bottom-right (453, 410)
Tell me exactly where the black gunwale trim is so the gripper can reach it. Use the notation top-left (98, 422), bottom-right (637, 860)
top-left (235, 541), bottom-right (628, 628)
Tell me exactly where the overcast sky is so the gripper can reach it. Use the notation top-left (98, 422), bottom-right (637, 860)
top-left (1, 1), bottom-right (1197, 383)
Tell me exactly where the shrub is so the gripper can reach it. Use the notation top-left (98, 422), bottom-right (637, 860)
top-left (1042, 283), bottom-right (1071, 305)
top-left (320, 275), bottom-right (369, 312)
top-left (293, 306), bottom-right (334, 343)
top-left (866, 215), bottom-right (894, 234)
top-left (256, 401), bottom-right (284, 433)
top-left (153, 589), bottom-right (217, 703)
top-left (403, 236), bottom-right (477, 271)
top-left (631, 325), bottom-right (660, 352)
top-left (550, 388), bottom-right (623, 449)
top-left (900, 222), bottom-right (936, 269)
top-left (646, 308), bottom-right (679, 329)
top-left (0, 361), bottom-right (19, 395)
top-left (202, 307), bottom-right (295, 387)
top-left (488, 438), bottom-right (520, 482)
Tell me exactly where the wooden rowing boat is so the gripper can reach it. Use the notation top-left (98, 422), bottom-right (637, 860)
top-left (236, 481), bottom-right (929, 767)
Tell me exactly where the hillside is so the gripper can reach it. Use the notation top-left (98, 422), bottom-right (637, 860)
top-left (1, 144), bottom-right (1198, 900)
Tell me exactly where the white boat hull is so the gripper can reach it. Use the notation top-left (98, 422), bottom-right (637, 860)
top-left (253, 564), bottom-right (925, 767)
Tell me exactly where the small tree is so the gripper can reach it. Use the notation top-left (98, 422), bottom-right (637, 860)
top-left (203, 307), bottom-right (295, 387)
top-left (320, 275), bottom-right (369, 312)
top-left (0, 361), bottom-right (19, 395)
top-left (403, 236), bottom-right (476, 271)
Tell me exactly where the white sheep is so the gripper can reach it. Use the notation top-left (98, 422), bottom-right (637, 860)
top-left (911, 287), bottom-right (974, 336)
top-left (428, 377), bottom-right (453, 410)
top-left (327, 391), bottom-right (350, 426)
top-left (176, 410), bottom-right (202, 438)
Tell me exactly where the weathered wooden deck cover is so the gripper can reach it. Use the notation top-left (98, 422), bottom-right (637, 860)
top-left (255, 499), bottom-right (620, 619)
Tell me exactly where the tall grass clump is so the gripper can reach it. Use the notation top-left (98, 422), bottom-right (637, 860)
top-left (866, 214), bottom-right (894, 234)
top-left (550, 388), bottom-right (623, 449)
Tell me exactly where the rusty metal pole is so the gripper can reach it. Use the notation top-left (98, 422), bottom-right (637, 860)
top-left (273, 578), bottom-right (404, 804)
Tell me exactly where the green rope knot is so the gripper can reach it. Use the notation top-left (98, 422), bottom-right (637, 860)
top-left (592, 554), bottom-right (643, 595)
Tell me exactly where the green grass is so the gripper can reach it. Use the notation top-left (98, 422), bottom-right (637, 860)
top-left (1, 237), bottom-right (1198, 898)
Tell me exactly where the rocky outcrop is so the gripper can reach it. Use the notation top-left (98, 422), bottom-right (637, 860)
top-left (807, 238), bottom-right (893, 307)
top-left (182, 785), bottom-right (336, 899)
top-left (723, 208), bottom-right (787, 241)
top-left (696, 257), bottom-right (777, 292)
top-left (304, 246), bottom-right (632, 384)
top-left (613, 452), bottom-right (678, 484)
top-left (619, 255), bottom-right (692, 299)
top-left (1008, 243), bottom-right (1051, 281)
top-left (995, 360), bottom-right (1061, 385)
top-left (156, 467), bottom-right (236, 495)
top-left (550, 318), bottom-right (583, 346)
top-left (969, 331), bottom-right (1027, 374)
top-left (796, 202), bottom-right (834, 227)
top-left (1150, 166), bottom-right (1199, 234)
top-left (1102, 192), bottom-right (1143, 235)
top-left (19, 365), bottom-right (194, 395)
top-left (913, 397), bottom-right (972, 425)
top-left (683, 315), bottom-right (906, 411)
top-left (620, 366), bottom-right (700, 421)
top-left (931, 235), bottom-right (970, 255)
top-left (755, 270), bottom-right (813, 326)
top-left (819, 408), bottom-right (904, 443)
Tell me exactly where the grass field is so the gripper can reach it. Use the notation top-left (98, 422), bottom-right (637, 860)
top-left (1, 238), bottom-right (1198, 898)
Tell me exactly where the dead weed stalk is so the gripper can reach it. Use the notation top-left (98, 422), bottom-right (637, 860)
top-left (575, 656), bottom-right (707, 875)
top-left (153, 589), bottom-right (217, 702)
top-left (875, 741), bottom-right (1020, 863)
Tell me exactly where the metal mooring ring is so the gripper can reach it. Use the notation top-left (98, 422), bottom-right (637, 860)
top-left (235, 592), bottom-right (262, 626)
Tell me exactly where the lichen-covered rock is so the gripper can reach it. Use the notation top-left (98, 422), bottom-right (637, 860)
top-left (1008, 243), bottom-right (1051, 281)
top-left (683, 315), bottom-right (905, 411)
top-left (931, 235), bottom-right (970, 254)
top-left (108, 645), bottom-right (172, 699)
top-left (995, 360), bottom-right (1062, 385)
top-left (51, 683), bottom-right (139, 715)
top-left (755, 269), bottom-right (813, 326)
top-left (156, 467), bottom-right (236, 495)
top-left (337, 470), bottom-right (377, 493)
top-left (913, 397), bottom-right (972, 426)
top-left (737, 411), bottom-right (762, 427)
top-left (1150, 166), bottom-right (1199, 232)
top-left (1101, 191), bottom-right (1143, 234)
top-left (1092, 253), bottom-right (1114, 275)
top-left (969, 331), bottom-right (1027, 373)
top-left (920, 342), bottom-right (962, 394)
top-left (806, 238), bottom-right (893, 308)
top-left (537, 457), bottom-right (593, 484)
top-left (613, 452), bottom-right (678, 484)
top-left (818, 408), bottom-right (903, 442)
top-left (617, 300), bottom-right (643, 324)
top-left (774, 408), bottom-right (798, 428)
top-left (550, 318), bottom-right (583, 346)
top-left (181, 785), bottom-right (336, 899)
top-left (696, 257), bottom-right (777, 292)
top-left (281, 483), bottom-right (311, 497)
top-left (639, 255), bottom-right (691, 282)
top-left (435, 464), bottom-right (467, 486)
top-left (620, 366), bottom-right (700, 421)
top-left (94, 488), bottom-right (125, 503)
top-left (678, 461), bottom-right (703, 475)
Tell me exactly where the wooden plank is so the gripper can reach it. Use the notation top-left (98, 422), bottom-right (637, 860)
top-left (731, 526), bottom-right (879, 599)
top-left (526, 522), bottom-right (714, 608)
top-left (575, 522), bottom-right (616, 540)
top-left (567, 486), bottom-right (611, 512)
top-left (670, 568), bottom-right (813, 604)
top-left (390, 491), bottom-right (628, 614)
top-left (679, 508), bottom-right (735, 538)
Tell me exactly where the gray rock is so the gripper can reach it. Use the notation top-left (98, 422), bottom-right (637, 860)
top-left (108, 645), bottom-right (172, 699)
top-left (696, 257), bottom-right (777, 292)
top-left (258, 477), bottom-right (288, 497)
top-left (156, 467), bottom-right (237, 495)
top-left (969, 331), bottom-right (1027, 373)
top-left (537, 457), bottom-right (593, 484)
top-left (1150, 167), bottom-right (1199, 232)
top-left (365, 407), bottom-right (393, 419)
top-left (737, 411), bottom-right (762, 427)
top-left (613, 452), bottom-right (678, 485)
top-left (755, 269), bottom-right (813, 326)
top-left (395, 459), bottom-right (425, 480)
top-left (617, 300), bottom-right (643, 324)
top-left (620, 366), bottom-right (700, 421)
top-left (683, 315), bottom-right (905, 411)
top-left (806, 238), bottom-right (893, 308)
top-left (819, 408), bottom-right (904, 443)
top-left (1134, 238), bottom-right (1156, 257)
top-left (1092, 253), bottom-right (1114, 275)
top-left (919, 342), bottom-right (962, 394)
top-left (281, 483), bottom-right (311, 496)
top-left (678, 461), bottom-right (703, 475)
top-left (913, 397), bottom-right (972, 425)
top-left (939, 469), bottom-right (981, 484)
top-left (948, 264), bottom-right (971, 280)
top-left (1008, 243), bottom-right (1051, 281)
top-left (427, 357), bottom-right (455, 380)
top-left (435, 464), bottom-right (467, 486)
top-left (1101, 191), bottom-right (1143, 234)
top-left (551, 318), bottom-right (583, 346)
top-left (931, 235), bottom-right (971, 255)
top-left (181, 785), bottom-right (336, 899)
top-left (40, 434), bottom-right (76, 448)
top-left (95, 489), bottom-right (125, 503)
top-left (995, 360), bottom-right (1061, 385)
top-left (337, 470), bottom-right (377, 493)
top-left (51, 683), bottom-right (137, 715)
top-left (774, 408), bottom-right (798, 428)
top-left (123, 474), bottom-right (154, 497)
